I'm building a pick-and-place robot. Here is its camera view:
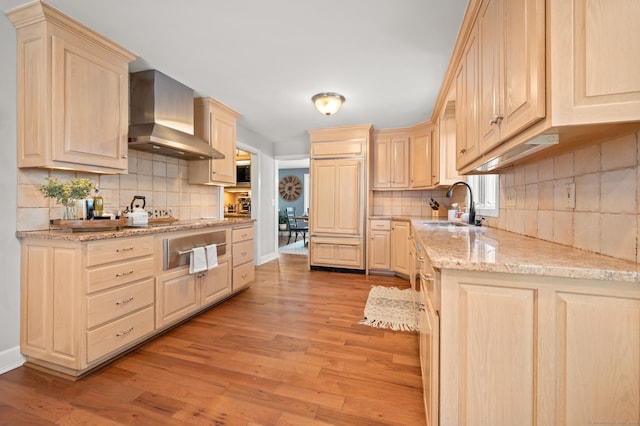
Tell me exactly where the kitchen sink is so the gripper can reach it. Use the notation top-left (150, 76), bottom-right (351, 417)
top-left (423, 220), bottom-right (468, 227)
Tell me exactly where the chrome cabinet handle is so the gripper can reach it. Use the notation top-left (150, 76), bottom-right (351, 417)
top-left (115, 296), bottom-right (134, 305)
top-left (115, 269), bottom-right (134, 278)
top-left (116, 246), bottom-right (134, 253)
top-left (116, 327), bottom-right (134, 337)
top-left (489, 114), bottom-right (504, 125)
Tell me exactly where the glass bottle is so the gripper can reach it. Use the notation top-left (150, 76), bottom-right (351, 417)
top-left (93, 187), bottom-right (104, 217)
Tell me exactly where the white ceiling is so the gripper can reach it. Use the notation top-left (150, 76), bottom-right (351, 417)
top-left (1, 0), bottom-right (468, 155)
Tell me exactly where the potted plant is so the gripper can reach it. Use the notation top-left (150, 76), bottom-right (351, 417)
top-left (39, 177), bottom-right (95, 220)
top-left (278, 210), bottom-right (288, 231)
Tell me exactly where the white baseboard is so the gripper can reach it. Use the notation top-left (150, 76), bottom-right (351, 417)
top-left (0, 346), bottom-right (25, 375)
top-left (257, 252), bottom-right (278, 266)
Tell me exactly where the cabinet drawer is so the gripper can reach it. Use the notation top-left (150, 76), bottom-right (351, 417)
top-left (232, 226), bottom-right (254, 243)
top-left (86, 236), bottom-right (153, 267)
top-left (87, 306), bottom-right (154, 363)
top-left (232, 240), bottom-right (254, 267)
top-left (310, 238), bottom-right (364, 269)
top-left (87, 279), bottom-right (154, 329)
top-left (233, 261), bottom-right (255, 290)
top-left (87, 257), bottom-right (154, 293)
top-left (370, 219), bottom-right (390, 230)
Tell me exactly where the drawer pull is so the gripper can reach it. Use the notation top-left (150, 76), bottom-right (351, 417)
top-left (116, 327), bottom-right (134, 337)
top-left (422, 273), bottom-right (434, 281)
top-left (197, 271), bottom-right (207, 278)
top-left (241, 251), bottom-right (248, 256)
top-left (115, 269), bottom-right (134, 278)
top-left (241, 274), bottom-right (248, 279)
top-left (418, 256), bottom-right (425, 263)
top-left (116, 246), bottom-right (134, 253)
top-left (241, 233), bottom-right (248, 238)
top-left (115, 296), bottom-right (134, 305)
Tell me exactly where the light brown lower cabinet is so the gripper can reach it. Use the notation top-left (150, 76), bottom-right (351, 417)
top-left (431, 269), bottom-right (640, 425)
top-left (19, 223), bottom-right (254, 378)
top-left (155, 255), bottom-right (232, 329)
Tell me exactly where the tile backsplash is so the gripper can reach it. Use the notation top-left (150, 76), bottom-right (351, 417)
top-left (17, 149), bottom-right (221, 231)
top-left (485, 131), bottom-right (639, 264)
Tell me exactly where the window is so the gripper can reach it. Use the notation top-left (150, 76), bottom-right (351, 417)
top-left (467, 174), bottom-right (499, 217)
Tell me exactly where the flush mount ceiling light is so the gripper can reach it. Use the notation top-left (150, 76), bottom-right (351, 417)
top-left (311, 92), bottom-right (345, 116)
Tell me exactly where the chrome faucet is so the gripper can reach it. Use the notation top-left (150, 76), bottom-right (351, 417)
top-left (446, 181), bottom-right (476, 225)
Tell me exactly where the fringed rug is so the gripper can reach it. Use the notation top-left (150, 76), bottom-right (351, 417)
top-left (359, 286), bottom-right (419, 332)
top-left (278, 240), bottom-right (308, 256)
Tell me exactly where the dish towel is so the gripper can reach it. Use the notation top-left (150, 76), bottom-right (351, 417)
top-left (189, 247), bottom-right (207, 274)
top-left (206, 243), bottom-right (218, 269)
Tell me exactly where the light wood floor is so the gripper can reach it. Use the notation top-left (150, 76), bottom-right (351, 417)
top-left (0, 254), bottom-right (425, 425)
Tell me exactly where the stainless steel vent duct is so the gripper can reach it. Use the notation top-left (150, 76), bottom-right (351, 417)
top-left (128, 70), bottom-right (224, 160)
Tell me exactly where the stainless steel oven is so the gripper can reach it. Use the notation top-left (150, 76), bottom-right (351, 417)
top-left (162, 230), bottom-right (227, 270)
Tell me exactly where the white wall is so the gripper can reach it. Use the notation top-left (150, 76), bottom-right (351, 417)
top-left (0, 13), bottom-right (24, 373)
top-left (237, 126), bottom-right (279, 265)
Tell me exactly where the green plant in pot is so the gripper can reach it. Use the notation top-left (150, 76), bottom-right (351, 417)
top-left (278, 210), bottom-right (288, 231)
top-left (40, 177), bottom-right (95, 220)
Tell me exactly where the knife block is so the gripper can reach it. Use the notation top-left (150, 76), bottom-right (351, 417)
top-left (431, 205), bottom-right (448, 218)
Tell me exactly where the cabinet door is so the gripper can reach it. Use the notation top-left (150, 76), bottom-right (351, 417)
top-left (373, 137), bottom-right (391, 188)
top-left (456, 25), bottom-right (480, 170)
top-left (440, 273), bottom-right (538, 425)
top-left (311, 158), bottom-right (363, 236)
top-left (551, 0), bottom-right (640, 125)
top-left (190, 98), bottom-right (239, 185)
top-left (390, 137), bottom-right (409, 188)
top-left (200, 258), bottom-right (232, 306)
top-left (419, 281), bottom-right (439, 426)
top-left (369, 230), bottom-right (391, 270)
top-left (437, 101), bottom-right (462, 186)
top-left (391, 221), bottom-right (410, 275)
top-left (209, 109), bottom-right (237, 183)
top-left (21, 241), bottom-right (82, 369)
top-left (500, 0), bottom-right (545, 140)
top-left (478, 0), bottom-right (502, 152)
top-left (155, 269), bottom-right (198, 328)
top-left (410, 132), bottom-right (432, 188)
top-left (556, 291), bottom-right (640, 425)
top-left (51, 31), bottom-right (129, 171)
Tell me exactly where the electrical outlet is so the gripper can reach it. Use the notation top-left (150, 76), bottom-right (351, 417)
top-left (506, 189), bottom-right (516, 207)
top-left (565, 182), bottom-right (576, 209)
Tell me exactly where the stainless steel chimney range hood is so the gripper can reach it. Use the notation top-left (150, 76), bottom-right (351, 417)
top-left (128, 69), bottom-right (224, 161)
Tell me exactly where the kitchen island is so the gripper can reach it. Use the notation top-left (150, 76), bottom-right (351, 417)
top-left (408, 218), bottom-right (639, 426)
top-left (16, 217), bottom-right (255, 379)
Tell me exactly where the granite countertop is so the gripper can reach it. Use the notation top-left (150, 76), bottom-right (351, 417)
top-left (15, 217), bottom-right (255, 242)
top-left (408, 218), bottom-right (640, 283)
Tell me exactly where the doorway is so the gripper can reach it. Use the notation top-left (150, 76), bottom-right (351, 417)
top-left (277, 157), bottom-right (309, 255)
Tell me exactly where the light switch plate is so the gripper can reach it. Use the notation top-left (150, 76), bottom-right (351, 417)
top-left (564, 182), bottom-right (576, 209)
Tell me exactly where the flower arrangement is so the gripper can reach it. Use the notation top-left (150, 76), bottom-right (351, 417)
top-left (40, 177), bottom-right (95, 220)
top-left (39, 177), bottom-right (95, 206)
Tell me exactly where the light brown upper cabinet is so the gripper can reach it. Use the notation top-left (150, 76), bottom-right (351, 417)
top-left (409, 122), bottom-right (434, 188)
top-left (455, 23), bottom-right (480, 170)
top-left (372, 130), bottom-right (410, 189)
top-left (189, 98), bottom-right (240, 185)
top-left (477, 0), bottom-right (545, 154)
top-left (550, 0), bottom-right (640, 125)
top-left (452, 0), bottom-right (640, 173)
top-left (7, 2), bottom-right (136, 174)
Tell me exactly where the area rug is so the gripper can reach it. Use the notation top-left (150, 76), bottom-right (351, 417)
top-left (278, 240), bottom-right (308, 256)
top-left (359, 286), bottom-right (419, 332)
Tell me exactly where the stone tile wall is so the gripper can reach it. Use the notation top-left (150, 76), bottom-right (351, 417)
top-left (485, 132), bottom-right (639, 263)
top-left (17, 149), bottom-right (220, 231)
